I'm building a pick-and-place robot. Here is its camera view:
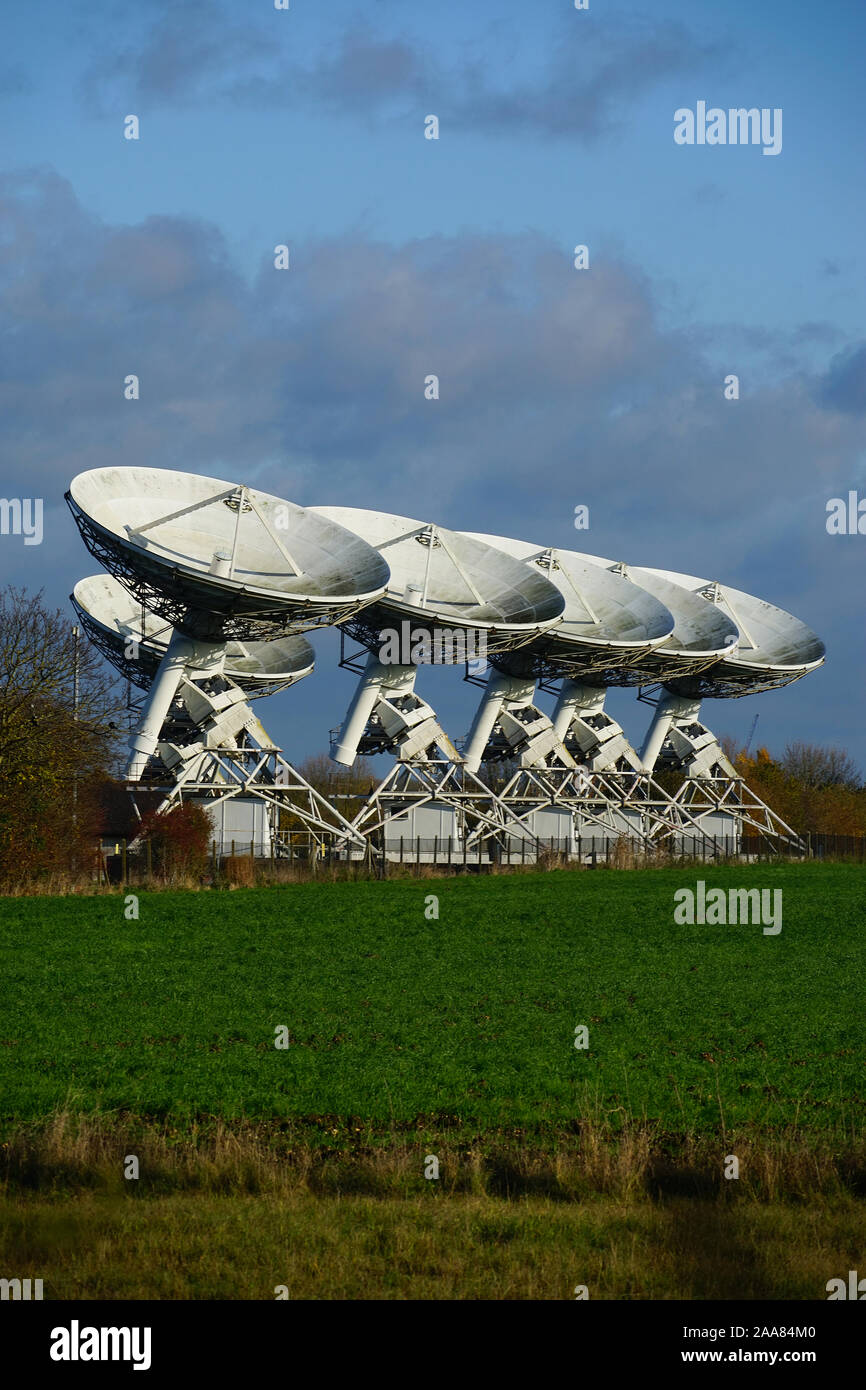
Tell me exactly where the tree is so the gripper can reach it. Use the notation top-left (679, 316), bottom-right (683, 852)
top-left (0, 586), bottom-right (122, 884)
top-left (779, 742), bottom-right (861, 791)
top-left (475, 755), bottom-right (522, 793)
top-left (296, 753), bottom-right (377, 798)
top-left (286, 753), bottom-right (377, 829)
top-left (732, 743), bottom-right (866, 836)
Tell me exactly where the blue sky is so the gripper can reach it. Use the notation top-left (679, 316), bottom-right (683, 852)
top-left (2, 0), bottom-right (865, 766)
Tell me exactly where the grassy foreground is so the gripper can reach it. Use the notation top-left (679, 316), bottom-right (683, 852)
top-left (0, 863), bottom-right (863, 1134)
top-left (1, 863), bottom-right (864, 1298)
top-left (2, 1189), bottom-right (861, 1300)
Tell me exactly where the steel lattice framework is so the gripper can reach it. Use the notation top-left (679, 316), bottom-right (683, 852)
top-left (65, 467), bottom-right (824, 862)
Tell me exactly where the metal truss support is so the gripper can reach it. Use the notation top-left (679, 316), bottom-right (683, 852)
top-left (460, 677), bottom-right (690, 848)
top-left (638, 690), bottom-right (804, 851)
top-left (127, 671), bottom-right (367, 851)
top-left (340, 755), bottom-right (515, 859)
top-left (138, 744), bottom-right (367, 851)
top-left (328, 660), bottom-right (517, 856)
top-left (488, 766), bottom-right (686, 850)
top-left (655, 775), bottom-right (803, 851)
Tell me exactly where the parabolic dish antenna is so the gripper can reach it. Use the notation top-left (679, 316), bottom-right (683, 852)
top-left (635, 569), bottom-right (825, 696)
top-left (309, 507), bottom-right (565, 655)
top-left (576, 555), bottom-right (740, 681)
top-left (71, 575), bottom-right (315, 697)
top-left (66, 467), bottom-right (391, 640)
top-left (462, 534), bottom-right (675, 680)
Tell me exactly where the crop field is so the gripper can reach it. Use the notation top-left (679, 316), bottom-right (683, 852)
top-left (1, 863), bottom-right (864, 1299)
top-left (0, 862), bottom-right (863, 1136)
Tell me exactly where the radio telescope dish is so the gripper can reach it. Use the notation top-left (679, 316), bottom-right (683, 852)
top-left (635, 570), bottom-right (825, 696)
top-left (462, 535), bottom-right (675, 680)
top-left (72, 575), bottom-right (315, 697)
top-left (66, 467), bottom-right (390, 640)
top-left (576, 556), bottom-right (740, 681)
top-left (309, 507), bottom-right (565, 655)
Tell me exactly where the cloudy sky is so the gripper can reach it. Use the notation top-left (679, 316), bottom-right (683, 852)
top-left (2, 0), bottom-right (865, 766)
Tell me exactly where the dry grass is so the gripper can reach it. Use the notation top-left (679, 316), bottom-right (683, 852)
top-left (3, 1109), bottom-right (865, 1205)
top-left (221, 855), bottom-right (256, 887)
top-left (3, 1115), bottom-right (863, 1299)
top-left (1, 1188), bottom-right (863, 1299)
top-left (0, 838), bottom-right (810, 895)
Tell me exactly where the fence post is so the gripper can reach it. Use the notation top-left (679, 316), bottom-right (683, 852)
top-left (416, 836), bottom-right (421, 875)
top-left (121, 838), bottom-right (128, 885)
top-left (146, 837), bottom-right (152, 881)
top-left (433, 834), bottom-right (438, 867)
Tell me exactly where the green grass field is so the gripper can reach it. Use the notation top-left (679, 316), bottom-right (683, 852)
top-left (2, 863), bottom-right (864, 1298)
top-left (0, 863), bottom-right (862, 1134)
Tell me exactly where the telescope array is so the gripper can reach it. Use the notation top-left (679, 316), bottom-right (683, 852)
top-left (66, 466), bottom-right (825, 860)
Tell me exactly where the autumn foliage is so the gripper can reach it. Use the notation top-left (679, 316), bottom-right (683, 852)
top-left (136, 802), bottom-right (213, 879)
top-left (730, 742), bottom-right (866, 836)
top-left (0, 587), bottom-right (121, 887)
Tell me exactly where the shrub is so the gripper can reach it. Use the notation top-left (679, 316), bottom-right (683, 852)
top-left (136, 802), bottom-right (213, 880)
